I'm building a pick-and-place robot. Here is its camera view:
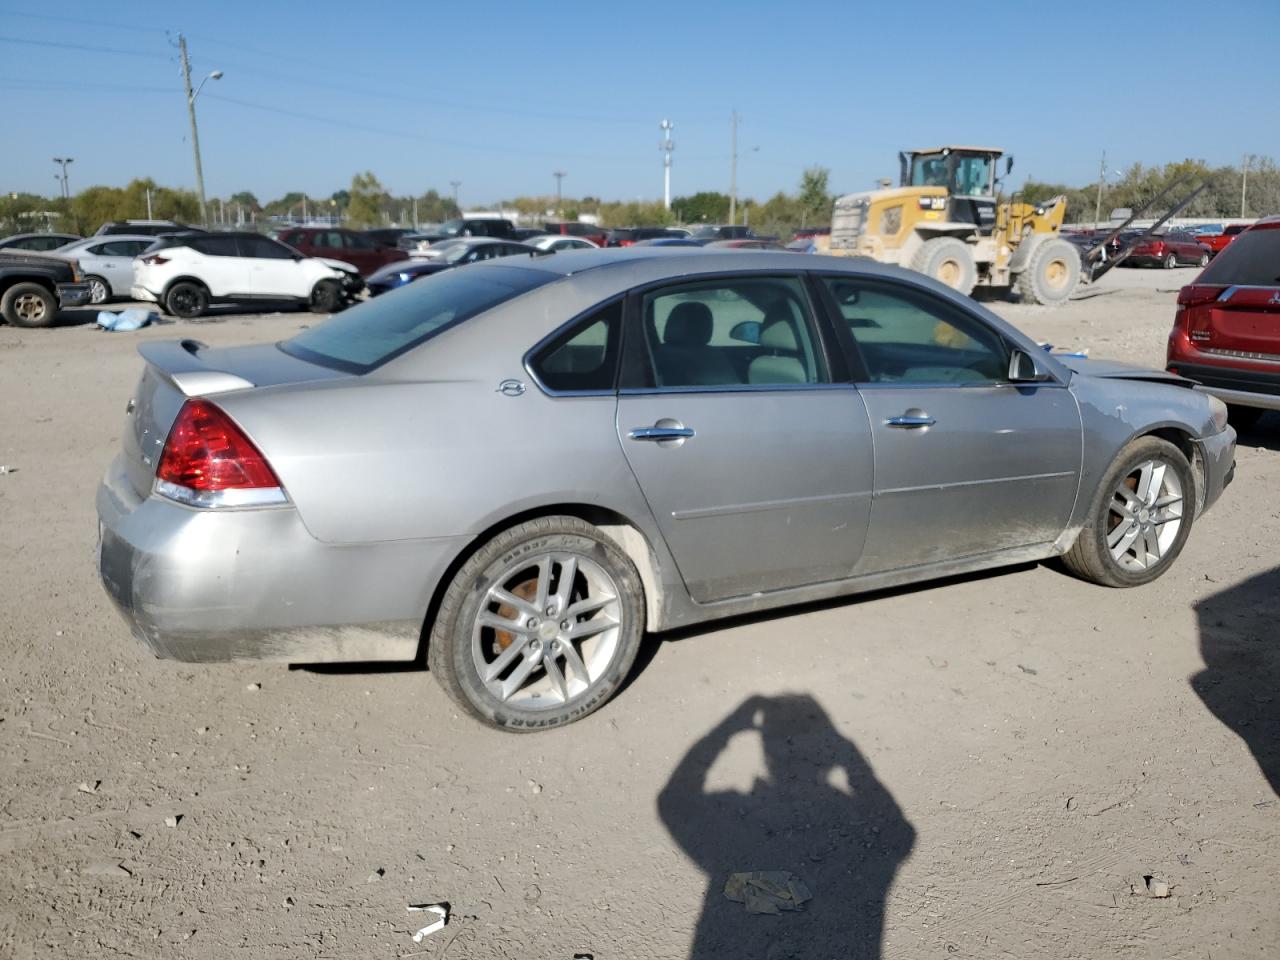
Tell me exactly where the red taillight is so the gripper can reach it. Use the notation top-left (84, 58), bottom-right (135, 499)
top-left (618, 240), bottom-right (635, 247)
top-left (1177, 284), bottom-right (1226, 307)
top-left (141, 254), bottom-right (169, 265)
top-left (155, 400), bottom-right (283, 505)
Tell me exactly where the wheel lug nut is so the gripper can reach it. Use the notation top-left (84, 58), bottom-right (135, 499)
top-left (560, 620), bottom-right (570, 631)
top-left (528, 618), bottom-right (538, 628)
top-left (545, 605), bottom-right (556, 616)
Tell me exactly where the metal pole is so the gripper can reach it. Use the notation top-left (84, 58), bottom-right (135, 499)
top-left (659, 119), bottom-right (674, 211)
top-left (146, 186), bottom-right (153, 219)
top-left (729, 110), bottom-right (738, 226)
top-left (1093, 150), bottom-right (1105, 227)
top-left (413, 197), bottom-right (418, 230)
top-left (1241, 154), bottom-right (1249, 218)
top-left (553, 171), bottom-right (566, 218)
top-left (178, 35), bottom-right (210, 227)
top-left (450, 180), bottom-right (461, 212)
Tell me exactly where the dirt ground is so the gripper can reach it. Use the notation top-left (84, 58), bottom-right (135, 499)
top-left (1, 266), bottom-right (1276, 959)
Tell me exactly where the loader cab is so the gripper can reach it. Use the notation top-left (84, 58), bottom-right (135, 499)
top-left (901, 146), bottom-right (1003, 236)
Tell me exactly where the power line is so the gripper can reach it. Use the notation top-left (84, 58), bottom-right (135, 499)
top-left (0, 34), bottom-right (169, 59)
top-left (0, 8), bottom-right (168, 34)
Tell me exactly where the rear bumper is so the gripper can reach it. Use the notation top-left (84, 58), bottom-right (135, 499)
top-left (95, 455), bottom-right (469, 663)
top-left (1170, 361), bottom-right (1280, 412)
top-left (130, 285), bottom-right (160, 303)
top-left (57, 281), bottom-right (93, 307)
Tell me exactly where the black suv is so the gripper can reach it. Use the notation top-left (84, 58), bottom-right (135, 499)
top-left (411, 218), bottom-right (516, 244)
top-left (94, 220), bottom-right (205, 237)
top-left (605, 227), bottom-right (686, 247)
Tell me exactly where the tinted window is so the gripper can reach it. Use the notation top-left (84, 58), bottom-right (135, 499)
top-left (192, 236), bottom-right (240, 257)
top-left (343, 232), bottom-right (374, 250)
top-left (822, 276), bottom-right (1007, 384)
top-left (1197, 228), bottom-right (1280, 286)
top-left (97, 240), bottom-right (148, 256)
top-left (626, 276), bottom-right (827, 389)
top-left (282, 265), bottom-right (555, 373)
top-left (239, 236), bottom-right (295, 259)
top-left (529, 300), bottom-right (621, 393)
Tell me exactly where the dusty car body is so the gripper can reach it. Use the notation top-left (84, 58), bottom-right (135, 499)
top-left (97, 250), bottom-right (1235, 729)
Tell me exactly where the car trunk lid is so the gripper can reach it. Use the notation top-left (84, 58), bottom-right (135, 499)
top-left (120, 339), bottom-right (347, 500)
top-left (1187, 224), bottom-right (1280, 362)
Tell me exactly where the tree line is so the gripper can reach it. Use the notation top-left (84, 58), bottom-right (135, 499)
top-left (3, 158), bottom-right (1274, 238)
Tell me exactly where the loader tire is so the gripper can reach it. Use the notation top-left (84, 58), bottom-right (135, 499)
top-left (1015, 237), bottom-right (1080, 306)
top-left (911, 237), bottom-right (977, 295)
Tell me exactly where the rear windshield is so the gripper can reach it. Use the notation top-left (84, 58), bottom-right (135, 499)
top-left (1197, 228), bottom-right (1280, 286)
top-left (280, 265), bottom-right (555, 373)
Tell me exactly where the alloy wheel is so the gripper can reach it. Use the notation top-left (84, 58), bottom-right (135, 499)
top-left (1106, 458), bottom-right (1184, 571)
top-left (470, 552), bottom-right (622, 709)
top-left (88, 279), bottom-right (108, 304)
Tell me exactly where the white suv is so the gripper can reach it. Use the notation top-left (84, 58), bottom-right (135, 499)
top-left (131, 232), bottom-right (363, 318)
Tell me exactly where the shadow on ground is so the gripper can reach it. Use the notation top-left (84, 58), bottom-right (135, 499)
top-left (659, 694), bottom-right (914, 959)
top-left (1192, 566), bottom-right (1280, 795)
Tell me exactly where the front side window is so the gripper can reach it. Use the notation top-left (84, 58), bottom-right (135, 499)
top-left (625, 276), bottom-right (827, 389)
top-left (241, 236), bottom-right (295, 260)
top-left (528, 300), bottom-right (622, 393)
top-left (822, 276), bottom-right (1008, 384)
top-left (952, 154), bottom-right (993, 196)
top-left (282, 265), bottom-right (555, 373)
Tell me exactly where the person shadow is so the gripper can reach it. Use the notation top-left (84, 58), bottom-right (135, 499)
top-left (1192, 566), bottom-right (1280, 795)
top-left (658, 694), bottom-right (915, 960)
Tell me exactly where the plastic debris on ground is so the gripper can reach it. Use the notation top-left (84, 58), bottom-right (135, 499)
top-left (96, 308), bottom-right (162, 332)
top-left (723, 871), bottom-right (813, 914)
top-left (408, 903), bottom-right (448, 941)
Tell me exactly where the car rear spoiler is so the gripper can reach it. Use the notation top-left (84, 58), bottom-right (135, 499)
top-left (138, 339), bottom-right (256, 397)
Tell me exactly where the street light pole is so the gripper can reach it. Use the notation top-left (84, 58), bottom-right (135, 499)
top-left (450, 180), bottom-right (461, 212)
top-left (52, 157), bottom-right (73, 200)
top-left (553, 171), bottom-right (566, 217)
top-left (729, 109), bottom-right (738, 226)
top-left (178, 34), bottom-right (221, 228)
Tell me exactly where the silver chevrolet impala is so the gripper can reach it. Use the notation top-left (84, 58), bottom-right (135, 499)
top-left (96, 250), bottom-right (1236, 730)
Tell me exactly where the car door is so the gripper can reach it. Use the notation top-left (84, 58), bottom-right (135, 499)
top-left (819, 273), bottom-right (1080, 576)
top-left (240, 235), bottom-right (309, 297)
top-left (190, 235), bottom-right (248, 296)
top-left (816, 274), bottom-right (1082, 574)
top-left (338, 230), bottom-right (379, 275)
top-left (614, 273), bottom-right (875, 603)
top-left (97, 240), bottom-right (151, 294)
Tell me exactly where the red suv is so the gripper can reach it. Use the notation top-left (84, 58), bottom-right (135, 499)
top-left (1126, 230), bottom-right (1212, 269)
top-left (1167, 217), bottom-right (1280, 429)
top-left (276, 227), bottom-right (409, 277)
top-left (1199, 223), bottom-right (1250, 258)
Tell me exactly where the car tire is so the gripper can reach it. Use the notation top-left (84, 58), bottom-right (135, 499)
top-left (86, 276), bottom-right (110, 305)
top-left (427, 515), bottom-right (646, 732)
top-left (164, 281), bottom-right (208, 319)
top-left (1197, 252), bottom-right (1210, 267)
top-left (1015, 237), bottom-right (1081, 306)
top-left (309, 279), bottom-right (343, 314)
top-left (1227, 404), bottom-right (1264, 431)
top-left (1, 282), bottom-right (58, 328)
top-left (1061, 436), bottom-right (1196, 588)
top-left (1164, 253), bottom-right (1178, 269)
top-left (911, 237), bottom-right (977, 295)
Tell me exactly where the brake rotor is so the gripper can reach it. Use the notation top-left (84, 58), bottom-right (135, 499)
top-left (493, 576), bottom-right (539, 650)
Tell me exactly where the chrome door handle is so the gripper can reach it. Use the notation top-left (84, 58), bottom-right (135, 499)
top-left (629, 426), bottom-right (695, 441)
top-left (884, 413), bottom-right (936, 428)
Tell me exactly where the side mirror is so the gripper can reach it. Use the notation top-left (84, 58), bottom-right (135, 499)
top-left (1005, 156), bottom-right (1015, 175)
top-left (1008, 348), bottom-right (1052, 383)
top-left (730, 320), bottom-right (761, 344)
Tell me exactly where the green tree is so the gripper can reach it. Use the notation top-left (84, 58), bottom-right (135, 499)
top-left (798, 166), bottom-right (832, 226)
top-left (672, 191), bottom-right (730, 224)
top-left (345, 172), bottom-right (388, 228)
top-left (229, 191), bottom-right (260, 210)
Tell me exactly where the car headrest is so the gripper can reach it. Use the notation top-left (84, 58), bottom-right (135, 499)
top-left (759, 315), bottom-right (799, 352)
top-left (664, 302), bottom-right (713, 346)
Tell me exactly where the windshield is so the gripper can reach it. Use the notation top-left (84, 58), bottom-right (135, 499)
top-left (953, 155), bottom-right (993, 195)
top-left (909, 154), bottom-right (948, 187)
top-left (909, 153), bottom-right (995, 195)
top-left (281, 265), bottom-right (554, 372)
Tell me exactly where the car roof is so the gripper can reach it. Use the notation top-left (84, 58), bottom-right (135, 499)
top-left (469, 247), bottom-right (909, 280)
top-left (70, 234), bottom-right (160, 246)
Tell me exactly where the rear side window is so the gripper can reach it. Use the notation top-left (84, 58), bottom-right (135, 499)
top-left (282, 265), bottom-right (555, 373)
top-left (528, 300), bottom-right (622, 394)
top-left (192, 236), bottom-right (240, 257)
top-left (1197, 228), bottom-right (1280, 286)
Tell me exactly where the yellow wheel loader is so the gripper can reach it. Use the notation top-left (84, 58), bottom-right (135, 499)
top-left (825, 146), bottom-right (1080, 305)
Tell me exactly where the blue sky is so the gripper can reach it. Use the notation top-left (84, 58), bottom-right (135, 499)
top-left (2, 0), bottom-right (1277, 206)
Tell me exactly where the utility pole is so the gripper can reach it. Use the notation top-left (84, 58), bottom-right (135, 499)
top-left (52, 157), bottom-right (73, 200)
top-left (729, 110), bottom-right (738, 226)
top-left (1241, 154), bottom-right (1251, 218)
top-left (177, 34), bottom-right (211, 227)
top-left (1093, 149), bottom-right (1106, 227)
top-left (659, 119), bottom-right (675, 210)
top-left (450, 180), bottom-right (461, 212)
top-left (412, 196), bottom-right (418, 230)
top-left (145, 186), bottom-right (153, 219)
top-left (553, 171), bottom-right (566, 217)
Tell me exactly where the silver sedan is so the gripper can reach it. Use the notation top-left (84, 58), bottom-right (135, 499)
top-left (96, 251), bottom-right (1236, 731)
top-left (55, 235), bottom-right (157, 303)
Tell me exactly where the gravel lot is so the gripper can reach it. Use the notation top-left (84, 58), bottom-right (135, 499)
top-left (1, 266), bottom-right (1276, 959)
